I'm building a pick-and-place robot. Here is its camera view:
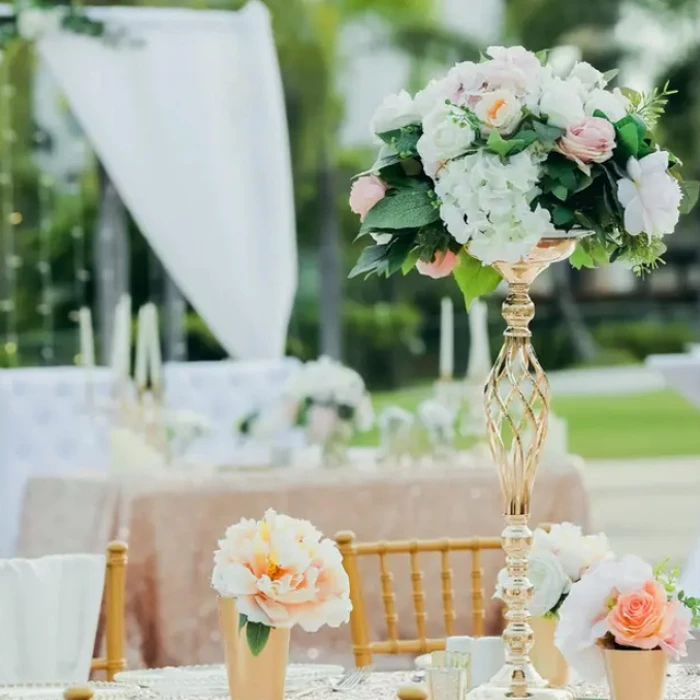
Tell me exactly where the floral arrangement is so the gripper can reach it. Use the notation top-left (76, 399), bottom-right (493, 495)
top-left (211, 509), bottom-right (352, 655)
top-left (239, 356), bottom-right (374, 445)
top-left (555, 554), bottom-right (700, 681)
top-left (0, 1), bottom-right (106, 55)
top-left (349, 46), bottom-right (699, 306)
top-left (495, 523), bottom-right (611, 617)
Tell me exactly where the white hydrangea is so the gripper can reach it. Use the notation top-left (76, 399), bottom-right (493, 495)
top-left (539, 76), bottom-right (585, 129)
top-left (414, 75), bottom-right (461, 117)
top-left (370, 90), bottom-right (421, 136)
top-left (569, 61), bottom-right (607, 91)
top-left (417, 102), bottom-right (475, 176)
top-left (436, 149), bottom-right (556, 262)
top-left (584, 87), bottom-right (630, 123)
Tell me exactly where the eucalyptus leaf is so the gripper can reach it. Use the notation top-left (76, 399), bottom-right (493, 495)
top-left (680, 180), bottom-right (700, 215)
top-left (246, 622), bottom-right (271, 657)
top-left (238, 613), bottom-right (248, 632)
top-left (452, 250), bottom-right (502, 309)
top-left (377, 125), bottom-right (421, 157)
top-left (532, 121), bottom-right (564, 144)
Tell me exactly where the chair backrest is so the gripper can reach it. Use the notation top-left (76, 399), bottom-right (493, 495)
top-left (90, 542), bottom-right (127, 681)
top-left (335, 531), bottom-right (502, 667)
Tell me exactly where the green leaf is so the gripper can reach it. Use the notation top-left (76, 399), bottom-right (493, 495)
top-left (552, 205), bottom-right (575, 227)
top-left (569, 244), bottom-right (594, 270)
top-left (532, 121), bottom-right (564, 144)
top-left (238, 613), bottom-right (248, 632)
top-left (401, 248), bottom-right (421, 275)
top-left (551, 184), bottom-right (568, 201)
top-left (486, 129), bottom-right (512, 157)
top-left (349, 245), bottom-right (389, 279)
top-left (680, 180), bottom-right (700, 215)
top-left (617, 122), bottom-right (639, 158)
top-left (592, 109), bottom-right (610, 121)
top-left (603, 68), bottom-right (619, 84)
top-left (361, 185), bottom-right (438, 233)
top-left (386, 235), bottom-right (416, 277)
top-left (377, 125), bottom-right (421, 158)
top-left (620, 87), bottom-right (642, 108)
top-left (535, 49), bottom-right (549, 66)
top-left (452, 250), bottom-right (502, 309)
top-left (246, 622), bottom-right (271, 657)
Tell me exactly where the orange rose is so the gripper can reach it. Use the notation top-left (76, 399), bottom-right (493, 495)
top-left (606, 579), bottom-right (673, 650)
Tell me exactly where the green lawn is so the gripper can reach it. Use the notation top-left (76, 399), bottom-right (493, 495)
top-left (357, 387), bottom-right (700, 460)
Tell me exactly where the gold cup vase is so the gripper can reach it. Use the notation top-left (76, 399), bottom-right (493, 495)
top-left (604, 649), bottom-right (667, 700)
top-left (466, 237), bottom-right (580, 700)
top-left (218, 597), bottom-right (290, 700)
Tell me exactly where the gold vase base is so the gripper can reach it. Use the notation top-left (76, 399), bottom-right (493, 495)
top-left (466, 683), bottom-right (573, 700)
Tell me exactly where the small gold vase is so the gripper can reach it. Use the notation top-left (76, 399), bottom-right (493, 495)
top-left (529, 616), bottom-right (569, 688)
top-left (218, 597), bottom-right (290, 700)
top-left (604, 649), bottom-right (667, 700)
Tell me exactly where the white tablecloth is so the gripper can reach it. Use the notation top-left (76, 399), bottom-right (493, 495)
top-left (647, 353), bottom-right (700, 408)
top-left (0, 359), bottom-right (298, 556)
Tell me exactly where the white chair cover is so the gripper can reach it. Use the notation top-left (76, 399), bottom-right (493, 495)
top-left (0, 554), bottom-right (105, 683)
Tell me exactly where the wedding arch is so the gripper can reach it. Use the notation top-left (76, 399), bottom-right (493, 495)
top-left (1, 0), bottom-right (297, 360)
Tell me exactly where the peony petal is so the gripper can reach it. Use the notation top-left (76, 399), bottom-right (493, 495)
top-left (623, 198), bottom-right (646, 236)
top-left (616, 178), bottom-right (637, 207)
top-left (639, 150), bottom-right (669, 175)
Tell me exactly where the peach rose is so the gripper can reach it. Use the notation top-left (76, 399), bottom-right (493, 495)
top-left (607, 579), bottom-right (673, 650)
top-left (212, 510), bottom-right (352, 632)
top-left (556, 117), bottom-right (615, 172)
top-left (416, 250), bottom-right (458, 279)
top-left (349, 175), bottom-right (388, 222)
top-left (660, 600), bottom-right (693, 658)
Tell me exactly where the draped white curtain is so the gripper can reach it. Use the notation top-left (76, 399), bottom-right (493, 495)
top-left (37, 2), bottom-right (296, 359)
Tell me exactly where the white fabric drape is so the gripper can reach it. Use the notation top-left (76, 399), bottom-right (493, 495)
top-left (38, 2), bottom-right (296, 359)
top-left (0, 554), bottom-right (105, 683)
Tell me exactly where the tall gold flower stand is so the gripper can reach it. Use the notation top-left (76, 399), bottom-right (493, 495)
top-left (466, 238), bottom-right (578, 700)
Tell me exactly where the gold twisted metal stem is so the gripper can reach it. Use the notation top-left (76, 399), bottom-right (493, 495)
top-left (482, 238), bottom-right (577, 699)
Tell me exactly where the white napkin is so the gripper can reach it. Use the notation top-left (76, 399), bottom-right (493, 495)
top-left (0, 554), bottom-right (106, 683)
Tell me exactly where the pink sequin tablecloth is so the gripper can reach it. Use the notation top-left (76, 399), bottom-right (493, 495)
top-left (17, 457), bottom-right (589, 669)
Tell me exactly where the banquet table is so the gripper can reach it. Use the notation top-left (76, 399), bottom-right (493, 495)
top-left (276, 668), bottom-right (700, 699)
top-left (17, 455), bottom-right (589, 669)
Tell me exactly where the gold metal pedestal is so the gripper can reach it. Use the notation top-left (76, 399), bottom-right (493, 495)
top-left (467, 238), bottom-right (579, 700)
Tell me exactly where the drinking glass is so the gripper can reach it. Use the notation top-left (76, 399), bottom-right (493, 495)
top-left (427, 651), bottom-right (469, 700)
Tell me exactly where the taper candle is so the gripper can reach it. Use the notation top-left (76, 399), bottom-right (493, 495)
top-left (147, 303), bottom-right (163, 391)
top-left (439, 297), bottom-right (454, 380)
top-left (135, 304), bottom-right (149, 390)
top-left (467, 300), bottom-right (491, 382)
top-left (78, 307), bottom-right (95, 368)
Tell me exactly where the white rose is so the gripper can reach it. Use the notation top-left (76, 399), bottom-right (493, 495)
top-left (414, 75), bottom-right (461, 117)
top-left (447, 61), bottom-right (483, 102)
top-left (474, 89), bottom-right (523, 134)
top-left (584, 88), bottom-right (630, 123)
top-left (370, 90), bottom-right (421, 136)
top-left (569, 61), bottom-right (606, 91)
top-left (539, 77), bottom-right (585, 129)
top-left (417, 102), bottom-right (475, 169)
top-left (494, 550), bottom-right (570, 617)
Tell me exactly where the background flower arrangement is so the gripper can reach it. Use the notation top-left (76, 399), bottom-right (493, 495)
top-left (211, 509), bottom-right (352, 655)
top-left (555, 554), bottom-right (700, 682)
top-left (239, 356), bottom-right (374, 447)
top-left (494, 522), bottom-right (611, 617)
top-left (349, 45), bottom-right (699, 307)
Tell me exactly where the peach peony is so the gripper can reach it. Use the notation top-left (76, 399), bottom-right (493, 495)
top-left (416, 250), bottom-right (458, 279)
top-left (556, 117), bottom-right (615, 173)
top-left (349, 175), bottom-right (388, 222)
top-left (212, 510), bottom-right (352, 632)
top-left (607, 579), bottom-right (673, 649)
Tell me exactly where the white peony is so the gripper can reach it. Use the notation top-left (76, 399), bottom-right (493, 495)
top-left (569, 61), bottom-right (606, 91)
top-left (539, 77), bottom-right (585, 129)
top-left (439, 200), bottom-right (470, 243)
top-left (534, 523), bottom-right (612, 582)
top-left (486, 45), bottom-right (542, 84)
top-left (556, 555), bottom-right (654, 682)
top-left (494, 550), bottom-right (570, 617)
top-left (17, 7), bottom-right (64, 40)
top-left (617, 151), bottom-right (682, 236)
top-left (414, 75), bottom-right (461, 117)
top-left (417, 102), bottom-right (475, 172)
top-left (370, 90), bottom-right (421, 136)
top-left (447, 61), bottom-right (484, 104)
top-left (474, 89), bottom-right (523, 134)
top-left (584, 87), bottom-right (630, 123)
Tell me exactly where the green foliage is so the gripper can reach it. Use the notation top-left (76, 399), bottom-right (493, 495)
top-left (360, 183), bottom-right (438, 235)
top-left (452, 250), bottom-right (502, 309)
top-left (593, 321), bottom-right (694, 360)
top-left (245, 621), bottom-right (271, 657)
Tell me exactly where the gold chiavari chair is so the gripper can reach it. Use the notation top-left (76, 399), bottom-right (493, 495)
top-left (90, 541), bottom-right (128, 681)
top-left (335, 531), bottom-right (503, 668)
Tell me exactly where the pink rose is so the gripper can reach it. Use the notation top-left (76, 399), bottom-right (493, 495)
top-left (606, 579), bottom-right (673, 650)
top-left (556, 117), bottom-right (615, 172)
top-left (416, 250), bottom-right (458, 279)
top-left (349, 175), bottom-right (388, 222)
top-left (660, 601), bottom-right (693, 659)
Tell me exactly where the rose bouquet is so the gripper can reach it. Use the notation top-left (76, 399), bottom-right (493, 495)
top-left (349, 46), bottom-right (698, 306)
top-left (212, 509), bottom-right (352, 655)
top-left (555, 555), bottom-right (700, 682)
top-left (494, 522), bottom-right (612, 617)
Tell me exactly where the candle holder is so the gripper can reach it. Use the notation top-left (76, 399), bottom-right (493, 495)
top-left (466, 237), bottom-right (580, 700)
